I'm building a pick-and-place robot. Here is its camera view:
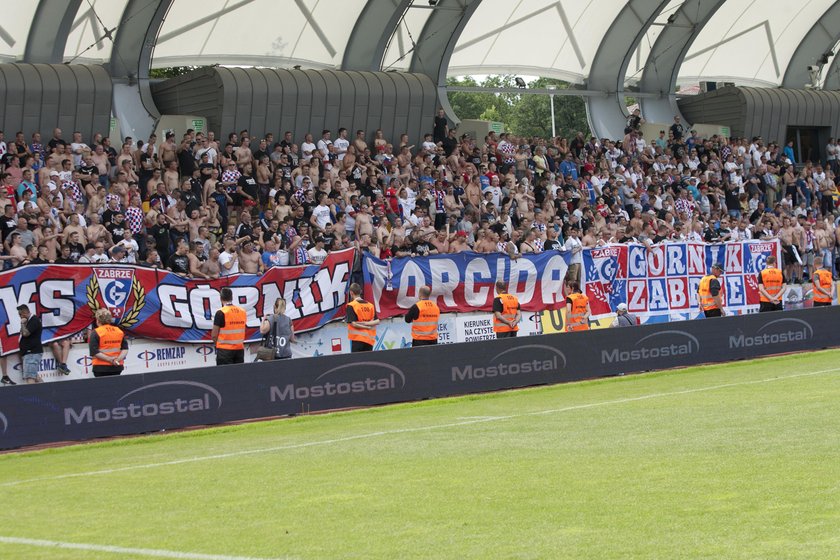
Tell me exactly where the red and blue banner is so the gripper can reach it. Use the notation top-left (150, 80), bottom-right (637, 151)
top-left (0, 248), bottom-right (355, 356)
top-left (582, 240), bottom-right (782, 319)
top-left (362, 250), bottom-right (572, 318)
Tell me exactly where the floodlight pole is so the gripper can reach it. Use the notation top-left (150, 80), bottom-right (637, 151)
top-left (547, 85), bottom-right (557, 138)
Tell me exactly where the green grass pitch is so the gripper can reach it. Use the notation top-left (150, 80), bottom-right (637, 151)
top-left (1, 350), bottom-right (840, 559)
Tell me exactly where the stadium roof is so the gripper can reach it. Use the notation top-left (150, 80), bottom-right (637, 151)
top-left (3, 0), bottom-right (838, 88)
top-left (3, 0), bottom-right (839, 138)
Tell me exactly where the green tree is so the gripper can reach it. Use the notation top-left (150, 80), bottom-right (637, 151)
top-left (445, 76), bottom-right (497, 121)
top-left (445, 75), bottom-right (590, 139)
top-left (149, 66), bottom-right (205, 79)
top-left (508, 77), bottom-right (590, 139)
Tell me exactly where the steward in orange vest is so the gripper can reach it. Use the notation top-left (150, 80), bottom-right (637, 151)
top-left (697, 263), bottom-right (726, 318)
top-left (758, 255), bottom-right (786, 313)
top-left (346, 282), bottom-right (379, 352)
top-left (565, 281), bottom-right (590, 332)
top-left (492, 280), bottom-right (521, 338)
top-left (90, 308), bottom-right (128, 377)
top-left (812, 256), bottom-right (834, 307)
top-left (212, 287), bottom-right (247, 365)
top-left (405, 285), bottom-right (440, 347)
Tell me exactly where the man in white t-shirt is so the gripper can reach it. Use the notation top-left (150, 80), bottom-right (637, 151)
top-left (219, 238), bottom-right (239, 277)
top-left (564, 225), bottom-right (584, 283)
top-left (307, 237), bottom-right (328, 264)
top-left (421, 133), bottom-right (437, 153)
top-left (334, 128), bottom-right (350, 161)
top-left (310, 193), bottom-right (333, 233)
top-left (70, 131), bottom-right (89, 168)
top-left (316, 130), bottom-right (332, 159)
top-left (300, 133), bottom-right (316, 163)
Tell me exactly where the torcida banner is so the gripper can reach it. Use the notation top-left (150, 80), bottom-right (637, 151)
top-left (0, 248), bottom-right (354, 356)
top-left (362, 250), bottom-right (572, 318)
top-left (582, 240), bottom-right (782, 319)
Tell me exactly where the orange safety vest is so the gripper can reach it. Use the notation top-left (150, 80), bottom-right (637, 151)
top-left (493, 293), bottom-right (520, 333)
top-left (91, 324), bottom-right (125, 366)
top-left (347, 299), bottom-right (377, 346)
top-left (566, 292), bottom-right (590, 332)
top-left (813, 268), bottom-right (834, 303)
top-left (759, 267), bottom-right (784, 302)
top-left (216, 305), bottom-right (246, 350)
top-left (411, 300), bottom-right (440, 341)
top-left (698, 274), bottom-right (721, 311)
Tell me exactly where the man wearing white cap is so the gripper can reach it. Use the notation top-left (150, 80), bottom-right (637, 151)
top-left (610, 303), bottom-right (638, 327)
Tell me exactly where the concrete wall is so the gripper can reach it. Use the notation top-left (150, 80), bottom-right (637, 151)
top-left (0, 64), bottom-right (113, 142)
top-left (151, 67), bottom-right (439, 146)
top-left (677, 86), bottom-right (840, 149)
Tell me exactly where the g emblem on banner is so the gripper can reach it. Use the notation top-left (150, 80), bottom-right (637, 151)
top-left (87, 269), bottom-right (146, 327)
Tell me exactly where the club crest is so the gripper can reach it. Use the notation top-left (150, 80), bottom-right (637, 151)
top-left (87, 268), bottom-right (146, 327)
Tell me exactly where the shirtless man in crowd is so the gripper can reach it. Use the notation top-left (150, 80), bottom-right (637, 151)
top-left (238, 240), bottom-right (263, 274)
top-left (354, 204), bottom-right (374, 240)
top-left (779, 216), bottom-right (801, 282)
top-left (189, 241), bottom-right (211, 279)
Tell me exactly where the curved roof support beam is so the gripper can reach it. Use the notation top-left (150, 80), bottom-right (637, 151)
top-left (783, 2), bottom-right (840, 88)
top-left (23, 0), bottom-right (83, 63)
top-left (409, 0), bottom-right (482, 125)
top-left (585, 0), bottom-right (670, 140)
top-left (638, 0), bottom-right (726, 125)
top-left (825, 57), bottom-right (840, 90)
top-left (342, 0), bottom-right (412, 71)
top-left (109, 0), bottom-right (172, 141)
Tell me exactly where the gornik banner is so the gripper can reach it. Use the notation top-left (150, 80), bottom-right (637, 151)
top-left (362, 250), bottom-right (572, 319)
top-left (582, 240), bottom-right (782, 319)
top-left (0, 248), bottom-right (354, 355)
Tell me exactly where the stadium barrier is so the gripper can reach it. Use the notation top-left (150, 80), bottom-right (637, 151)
top-left (0, 306), bottom-right (836, 450)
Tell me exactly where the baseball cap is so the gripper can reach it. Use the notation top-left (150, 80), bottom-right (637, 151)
top-left (456, 231), bottom-right (467, 237)
top-left (617, 303), bottom-right (628, 312)
top-left (712, 262), bottom-right (724, 271)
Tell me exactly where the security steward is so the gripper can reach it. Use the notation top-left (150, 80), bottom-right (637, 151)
top-left (812, 256), bottom-right (834, 307)
top-left (492, 280), bottom-right (521, 338)
top-left (698, 262), bottom-right (726, 318)
top-left (346, 283), bottom-right (379, 352)
top-left (404, 285), bottom-right (440, 346)
top-left (758, 255), bottom-right (786, 312)
top-left (212, 287), bottom-right (247, 365)
top-left (565, 281), bottom-right (591, 332)
top-left (89, 308), bottom-right (128, 377)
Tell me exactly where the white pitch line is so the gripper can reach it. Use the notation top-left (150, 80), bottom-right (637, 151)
top-left (2, 365), bottom-right (838, 489)
top-left (0, 535), bottom-right (291, 560)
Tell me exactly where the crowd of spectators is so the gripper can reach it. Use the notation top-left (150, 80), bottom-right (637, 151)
top-left (1, 111), bottom-right (839, 287)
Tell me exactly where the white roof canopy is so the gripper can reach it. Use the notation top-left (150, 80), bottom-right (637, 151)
top-left (2, 0), bottom-right (839, 89)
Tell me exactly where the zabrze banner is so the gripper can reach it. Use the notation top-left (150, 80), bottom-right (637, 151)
top-left (0, 248), bottom-right (355, 356)
top-left (363, 250), bottom-right (572, 319)
top-left (582, 240), bottom-right (782, 319)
